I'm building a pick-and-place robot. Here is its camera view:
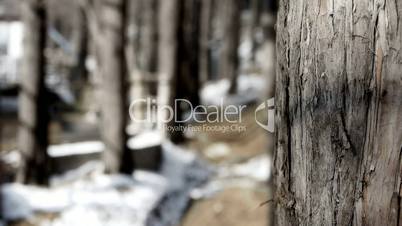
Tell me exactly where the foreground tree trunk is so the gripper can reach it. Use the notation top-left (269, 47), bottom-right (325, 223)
top-left (18, 0), bottom-right (50, 184)
top-left (274, 0), bottom-right (402, 225)
top-left (97, 0), bottom-right (131, 173)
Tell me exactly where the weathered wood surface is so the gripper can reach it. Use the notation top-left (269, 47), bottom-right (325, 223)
top-left (275, 0), bottom-right (402, 225)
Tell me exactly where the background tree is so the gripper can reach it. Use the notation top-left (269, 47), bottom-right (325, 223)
top-left (199, 0), bottom-right (213, 84)
top-left (157, 0), bottom-right (186, 142)
top-left (274, 0), bottom-right (402, 225)
top-left (18, 0), bottom-right (50, 184)
top-left (219, 0), bottom-right (240, 94)
top-left (97, 0), bottom-right (131, 173)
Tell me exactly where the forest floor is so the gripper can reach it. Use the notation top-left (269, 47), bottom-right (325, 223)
top-left (181, 107), bottom-right (273, 226)
top-left (1, 103), bottom-right (272, 226)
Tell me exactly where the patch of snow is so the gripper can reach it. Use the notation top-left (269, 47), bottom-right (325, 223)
top-left (0, 150), bottom-right (21, 168)
top-left (219, 155), bottom-right (271, 182)
top-left (239, 39), bottom-right (253, 64)
top-left (204, 143), bottom-right (231, 159)
top-left (2, 141), bottom-right (211, 226)
top-left (128, 131), bottom-right (162, 149)
top-left (147, 142), bottom-right (211, 226)
top-left (200, 74), bottom-right (267, 106)
top-left (50, 161), bottom-right (105, 187)
top-left (47, 141), bottom-right (104, 157)
top-left (2, 184), bottom-right (70, 220)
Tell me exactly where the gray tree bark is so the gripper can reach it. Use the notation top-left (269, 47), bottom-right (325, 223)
top-left (97, 0), bottom-right (131, 173)
top-left (219, 0), bottom-right (240, 94)
top-left (18, 0), bottom-right (50, 185)
top-left (274, 0), bottom-right (402, 225)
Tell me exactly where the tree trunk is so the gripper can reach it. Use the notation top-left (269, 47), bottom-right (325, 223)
top-left (97, 0), bottom-right (131, 173)
top-left (157, 0), bottom-right (183, 142)
top-left (274, 0), bottom-right (402, 225)
top-left (219, 0), bottom-right (240, 94)
top-left (178, 0), bottom-right (201, 107)
top-left (138, 0), bottom-right (158, 96)
top-left (199, 0), bottom-right (213, 84)
top-left (71, 1), bottom-right (89, 96)
top-left (249, 0), bottom-right (261, 63)
top-left (18, 0), bottom-right (50, 185)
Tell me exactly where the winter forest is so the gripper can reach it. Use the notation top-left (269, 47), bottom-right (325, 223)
top-left (0, 0), bottom-right (402, 225)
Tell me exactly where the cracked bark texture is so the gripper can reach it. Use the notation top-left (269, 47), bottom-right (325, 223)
top-left (274, 0), bottom-right (402, 225)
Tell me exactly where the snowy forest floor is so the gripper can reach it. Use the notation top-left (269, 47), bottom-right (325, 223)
top-left (1, 104), bottom-right (272, 226)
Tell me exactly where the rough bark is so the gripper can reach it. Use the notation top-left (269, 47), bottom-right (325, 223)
top-left (274, 0), bottom-right (402, 225)
top-left (97, 0), bottom-right (131, 173)
top-left (18, 0), bottom-right (50, 185)
top-left (219, 0), bottom-right (240, 94)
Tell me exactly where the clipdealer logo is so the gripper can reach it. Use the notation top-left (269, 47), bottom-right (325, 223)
top-left (128, 97), bottom-right (275, 133)
top-left (254, 97), bottom-right (275, 133)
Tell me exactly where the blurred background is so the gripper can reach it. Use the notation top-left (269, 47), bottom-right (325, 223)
top-left (0, 0), bottom-right (277, 225)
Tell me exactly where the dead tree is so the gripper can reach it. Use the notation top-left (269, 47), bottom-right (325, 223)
top-left (18, 0), bottom-right (50, 185)
top-left (97, 0), bottom-right (131, 173)
top-left (219, 0), bottom-right (240, 94)
top-left (274, 0), bottom-right (402, 225)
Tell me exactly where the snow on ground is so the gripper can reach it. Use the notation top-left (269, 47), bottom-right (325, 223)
top-left (128, 131), bottom-right (162, 149)
top-left (47, 141), bottom-right (104, 157)
top-left (200, 74), bottom-right (267, 106)
top-left (1, 140), bottom-right (270, 226)
top-left (1, 142), bottom-right (212, 226)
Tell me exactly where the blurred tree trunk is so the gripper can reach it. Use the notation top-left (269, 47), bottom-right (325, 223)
top-left (275, 0), bottom-right (402, 225)
top-left (199, 0), bottom-right (213, 84)
top-left (18, 0), bottom-right (50, 185)
top-left (97, 0), bottom-right (131, 173)
top-left (157, 0), bottom-right (182, 142)
top-left (138, 0), bottom-right (158, 96)
top-left (178, 0), bottom-right (201, 106)
top-left (71, 1), bottom-right (89, 97)
top-left (249, 0), bottom-right (261, 62)
top-left (219, 0), bottom-right (240, 94)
